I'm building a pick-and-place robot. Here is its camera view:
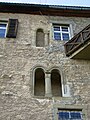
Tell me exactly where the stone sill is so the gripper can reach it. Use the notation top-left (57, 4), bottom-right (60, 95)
top-left (32, 95), bottom-right (72, 100)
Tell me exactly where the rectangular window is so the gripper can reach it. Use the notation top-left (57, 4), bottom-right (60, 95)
top-left (0, 19), bottom-right (18, 39)
top-left (53, 24), bottom-right (70, 41)
top-left (0, 22), bottom-right (7, 38)
top-left (58, 110), bottom-right (82, 120)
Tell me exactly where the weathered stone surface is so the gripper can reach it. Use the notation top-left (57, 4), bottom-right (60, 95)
top-left (0, 13), bottom-right (90, 119)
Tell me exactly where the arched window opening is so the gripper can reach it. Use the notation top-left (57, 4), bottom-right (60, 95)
top-left (34, 68), bottom-right (45, 96)
top-left (36, 29), bottom-right (44, 47)
top-left (51, 69), bottom-right (62, 96)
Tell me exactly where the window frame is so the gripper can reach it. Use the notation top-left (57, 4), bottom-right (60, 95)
top-left (0, 22), bottom-right (8, 38)
top-left (36, 28), bottom-right (45, 47)
top-left (32, 66), bottom-right (71, 98)
top-left (58, 110), bottom-right (82, 119)
top-left (53, 24), bottom-right (71, 41)
top-left (34, 68), bottom-right (45, 96)
top-left (53, 104), bottom-right (87, 120)
top-left (0, 19), bottom-right (18, 39)
top-left (51, 69), bottom-right (62, 97)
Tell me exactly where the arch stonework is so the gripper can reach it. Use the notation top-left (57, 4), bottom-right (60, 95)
top-left (32, 27), bottom-right (49, 47)
top-left (36, 28), bottom-right (45, 47)
top-left (48, 66), bottom-right (66, 85)
top-left (31, 65), bottom-right (47, 96)
top-left (51, 69), bottom-right (62, 96)
top-left (34, 68), bottom-right (45, 96)
top-left (31, 65), bottom-right (67, 97)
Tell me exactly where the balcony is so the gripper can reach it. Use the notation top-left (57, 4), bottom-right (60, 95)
top-left (64, 24), bottom-right (90, 60)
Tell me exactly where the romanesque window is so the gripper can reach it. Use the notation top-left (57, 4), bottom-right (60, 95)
top-left (34, 68), bottom-right (45, 96)
top-left (51, 69), bottom-right (62, 97)
top-left (33, 67), bottom-right (70, 97)
top-left (53, 24), bottom-right (70, 41)
top-left (0, 19), bottom-right (18, 38)
top-left (36, 29), bottom-right (45, 47)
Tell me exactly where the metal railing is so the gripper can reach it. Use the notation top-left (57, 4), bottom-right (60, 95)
top-left (64, 24), bottom-right (90, 56)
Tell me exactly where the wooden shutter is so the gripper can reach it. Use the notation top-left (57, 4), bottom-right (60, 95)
top-left (6, 19), bottom-right (18, 38)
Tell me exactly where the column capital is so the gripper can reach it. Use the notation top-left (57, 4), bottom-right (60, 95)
top-left (45, 72), bottom-right (51, 78)
top-left (44, 30), bottom-right (49, 34)
top-left (45, 71), bottom-right (51, 74)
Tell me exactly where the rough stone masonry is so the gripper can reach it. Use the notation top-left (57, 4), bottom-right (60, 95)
top-left (0, 10), bottom-right (90, 120)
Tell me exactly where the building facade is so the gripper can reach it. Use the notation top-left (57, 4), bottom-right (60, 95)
top-left (0, 2), bottom-right (90, 120)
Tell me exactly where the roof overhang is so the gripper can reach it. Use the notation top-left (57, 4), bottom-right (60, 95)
top-left (0, 2), bottom-right (90, 17)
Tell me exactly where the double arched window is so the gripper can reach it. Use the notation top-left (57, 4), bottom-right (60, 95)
top-left (34, 67), bottom-right (64, 97)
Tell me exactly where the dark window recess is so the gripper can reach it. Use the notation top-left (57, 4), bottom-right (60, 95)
top-left (6, 19), bottom-right (18, 38)
top-left (36, 29), bottom-right (45, 47)
top-left (51, 69), bottom-right (62, 97)
top-left (34, 68), bottom-right (45, 96)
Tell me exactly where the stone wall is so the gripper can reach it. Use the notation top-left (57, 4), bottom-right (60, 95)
top-left (0, 13), bottom-right (90, 120)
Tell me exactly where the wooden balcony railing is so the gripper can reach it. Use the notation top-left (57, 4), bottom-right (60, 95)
top-left (64, 24), bottom-right (90, 56)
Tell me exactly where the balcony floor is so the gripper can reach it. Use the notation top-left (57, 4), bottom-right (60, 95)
top-left (70, 41), bottom-right (90, 60)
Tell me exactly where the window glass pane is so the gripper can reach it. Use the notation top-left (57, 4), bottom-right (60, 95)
top-left (0, 29), bottom-right (6, 38)
top-left (0, 24), bottom-right (6, 27)
top-left (54, 33), bottom-right (61, 40)
top-left (59, 112), bottom-right (69, 119)
top-left (53, 25), bottom-right (70, 41)
top-left (62, 33), bottom-right (69, 41)
top-left (54, 26), bottom-right (60, 31)
top-left (70, 112), bottom-right (81, 119)
top-left (62, 26), bottom-right (68, 32)
top-left (0, 23), bottom-right (7, 38)
top-left (58, 110), bottom-right (82, 120)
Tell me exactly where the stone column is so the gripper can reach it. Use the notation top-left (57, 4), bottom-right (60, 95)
top-left (45, 32), bottom-right (49, 46)
top-left (45, 72), bottom-right (52, 97)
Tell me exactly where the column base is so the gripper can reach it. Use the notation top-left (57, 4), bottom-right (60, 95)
top-left (45, 93), bottom-right (52, 97)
